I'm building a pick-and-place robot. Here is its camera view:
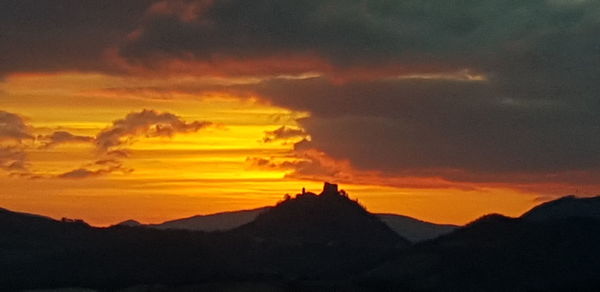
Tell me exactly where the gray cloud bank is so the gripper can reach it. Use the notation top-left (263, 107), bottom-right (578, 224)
top-left (2, 0), bottom-right (600, 185)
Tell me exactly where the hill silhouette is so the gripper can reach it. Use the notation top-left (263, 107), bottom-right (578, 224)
top-left (235, 182), bottom-right (407, 248)
top-left (0, 183), bottom-right (406, 290)
top-left (362, 213), bottom-right (600, 291)
top-left (115, 219), bottom-right (142, 227)
top-left (377, 214), bottom-right (457, 243)
top-left (132, 199), bottom-right (454, 242)
top-left (521, 195), bottom-right (600, 221)
top-left (148, 207), bottom-right (270, 232)
top-left (3, 190), bottom-right (600, 291)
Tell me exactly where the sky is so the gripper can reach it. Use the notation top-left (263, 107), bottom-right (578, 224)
top-left (1, 0), bottom-right (599, 226)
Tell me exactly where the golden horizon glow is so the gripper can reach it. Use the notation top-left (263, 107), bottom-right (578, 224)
top-left (0, 72), bottom-right (552, 226)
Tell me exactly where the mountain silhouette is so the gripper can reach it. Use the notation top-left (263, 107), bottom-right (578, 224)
top-left (148, 207), bottom-right (270, 232)
top-left (0, 183), bottom-right (406, 289)
top-left (3, 191), bottom-right (600, 290)
top-left (115, 219), bottom-right (142, 227)
top-left (130, 200), bottom-right (454, 243)
top-left (362, 211), bottom-right (600, 291)
top-left (234, 182), bottom-right (408, 248)
top-left (521, 195), bottom-right (600, 221)
top-left (377, 213), bottom-right (457, 243)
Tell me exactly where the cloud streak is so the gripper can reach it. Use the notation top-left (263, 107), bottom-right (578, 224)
top-left (263, 126), bottom-right (307, 143)
top-left (0, 109), bottom-right (213, 179)
top-left (57, 159), bottom-right (133, 179)
top-left (39, 131), bottom-right (94, 149)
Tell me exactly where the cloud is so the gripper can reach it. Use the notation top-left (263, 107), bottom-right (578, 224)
top-left (3, 0), bottom-right (600, 189)
top-left (0, 0), bottom-right (154, 75)
top-left (39, 131), bottom-right (94, 148)
top-left (0, 146), bottom-right (27, 171)
top-left (117, 0), bottom-right (600, 79)
top-left (0, 111), bottom-right (32, 173)
top-left (57, 159), bottom-right (133, 179)
top-left (112, 0), bottom-right (600, 186)
top-left (0, 111), bottom-right (33, 142)
top-left (0, 109), bottom-right (213, 179)
top-left (55, 109), bottom-right (213, 179)
top-left (235, 75), bottom-right (600, 185)
top-left (263, 126), bottom-right (307, 143)
top-left (95, 109), bottom-right (212, 152)
top-left (246, 148), bottom-right (472, 190)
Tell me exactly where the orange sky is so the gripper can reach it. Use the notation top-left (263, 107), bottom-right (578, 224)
top-left (2, 0), bottom-right (599, 229)
top-left (0, 72), bottom-right (547, 226)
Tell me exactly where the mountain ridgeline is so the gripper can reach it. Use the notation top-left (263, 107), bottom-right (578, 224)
top-left (131, 184), bottom-right (456, 243)
top-left (235, 183), bottom-right (407, 247)
top-left (2, 186), bottom-right (600, 291)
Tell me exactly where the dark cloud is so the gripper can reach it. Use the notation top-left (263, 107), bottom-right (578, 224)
top-left (263, 126), bottom-right (307, 143)
top-left (39, 131), bottom-right (94, 149)
top-left (119, 0), bottom-right (600, 77)
top-left (0, 0), bottom-right (154, 75)
top-left (3, 0), bottom-right (600, 187)
top-left (242, 75), bottom-right (600, 183)
top-left (114, 0), bottom-right (600, 183)
top-left (95, 109), bottom-right (212, 152)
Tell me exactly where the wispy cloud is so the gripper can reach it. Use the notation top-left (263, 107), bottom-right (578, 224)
top-left (38, 131), bottom-right (94, 149)
top-left (0, 109), bottom-right (214, 179)
top-left (0, 110), bottom-right (33, 142)
top-left (0, 111), bottom-right (32, 172)
top-left (263, 126), bottom-right (307, 143)
top-left (96, 109), bottom-right (212, 153)
top-left (57, 159), bottom-right (133, 179)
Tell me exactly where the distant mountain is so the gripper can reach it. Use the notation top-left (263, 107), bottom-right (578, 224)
top-left (148, 207), bottom-right (270, 232)
top-left (521, 195), bottom-right (600, 221)
top-left (377, 214), bottom-right (457, 242)
top-left (115, 219), bottom-right (142, 227)
top-left (135, 197), bottom-right (454, 243)
top-left (0, 206), bottom-right (89, 231)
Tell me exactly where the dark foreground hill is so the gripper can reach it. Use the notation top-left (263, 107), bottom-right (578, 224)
top-left (521, 195), bottom-right (600, 221)
top-left (0, 183), bottom-right (404, 290)
top-left (3, 191), bottom-right (600, 291)
top-left (362, 213), bottom-right (600, 291)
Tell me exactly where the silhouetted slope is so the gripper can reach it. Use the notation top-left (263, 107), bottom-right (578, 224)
top-left (115, 219), bottom-right (142, 227)
top-left (363, 214), bottom-right (600, 291)
top-left (235, 183), bottom-right (407, 248)
top-left (0, 210), bottom-right (234, 290)
top-left (0, 183), bottom-right (407, 289)
top-left (377, 214), bottom-right (457, 243)
top-left (138, 206), bottom-right (453, 242)
top-left (521, 195), bottom-right (600, 221)
top-left (149, 207), bottom-right (270, 232)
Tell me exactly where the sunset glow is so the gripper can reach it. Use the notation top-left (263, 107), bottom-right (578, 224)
top-left (0, 72), bottom-right (547, 226)
top-left (2, 0), bottom-right (598, 227)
